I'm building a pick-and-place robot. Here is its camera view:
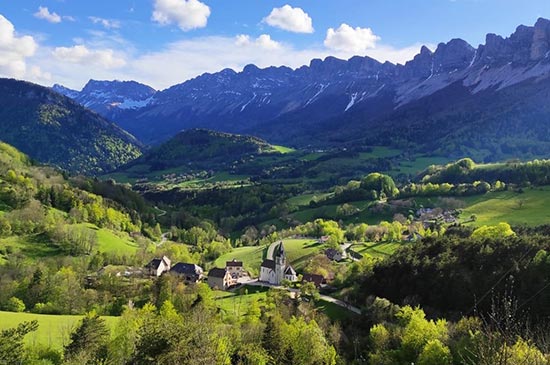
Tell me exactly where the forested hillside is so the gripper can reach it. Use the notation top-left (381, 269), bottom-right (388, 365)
top-left (0, 78), bottom-right (142, 174)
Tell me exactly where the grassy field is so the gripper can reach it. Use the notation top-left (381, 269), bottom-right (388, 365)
top-left (214, 239), bottom-right (326, 276)
top-left (290, 200), bottom-right (392, 226)
top-left (395, 156), bottom-right (453, 176)
top-left (460, 187), bottom-right (550, 227)
top-left (214, 246), bottom-right (267, 275)
top-left (351, 242), bottom-right (406, 259)
top-left (286, 193), bottom-right (332, 208)
top-left (78, 224), bottom-right (140, 255)
top-left (315, 300), bottom-right (355, 321)
top-left (271, 145), bottom-right (296, 154)
top-left (0, 311), bottom-right (119, 349)
top-left (214, 285), bottom-right (268, 317)
top-left (0, 234), bottom-right (60, 264)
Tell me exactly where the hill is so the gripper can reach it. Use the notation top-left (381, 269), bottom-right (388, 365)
top-left (0, 141), bottom-right (157, 265)
top-left (0, 78), bottom-right (142, 174)
top-left (112, 129), bottom-right (288, 183)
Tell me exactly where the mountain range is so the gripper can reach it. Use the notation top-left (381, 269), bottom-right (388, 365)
top-left (52, 18), bottom-right (550, 161)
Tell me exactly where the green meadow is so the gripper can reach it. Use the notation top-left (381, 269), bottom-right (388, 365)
top-left (0, 311), bottom-right (118, 349)
top-left (460, 187), bottom-right (550, 227)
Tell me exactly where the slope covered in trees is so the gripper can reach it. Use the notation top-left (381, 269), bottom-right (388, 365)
top-left (121, 128), bottom-right (281, 173)
top-left (0, 78), bottom-right (142, 174)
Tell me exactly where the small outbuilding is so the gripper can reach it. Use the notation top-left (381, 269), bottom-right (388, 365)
top-left (302, 273), bottom-right (326, 288)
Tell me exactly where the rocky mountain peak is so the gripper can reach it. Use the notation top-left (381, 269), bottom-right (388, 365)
top-left (432, 38), bottom-right (475, 73)
top-left (531, 17), bottom-right (550, 61)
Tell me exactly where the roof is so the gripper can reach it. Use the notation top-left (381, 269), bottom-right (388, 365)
top-left (284, 265), bottom-right (296, 275)
top-left (145, 258), bottom-right (162, 270)
top-left (145, 256), bottom-right (170, 270)
top-left (325, 248), bottom-right (342, 260)
top-left (302, 273), bottom-right (325, 287)
top-left (261, 259), bottom-right (276, 270)
top-left (170, 263), bottom-right (203, 275)
top-left (208, 268), bottom-right (228, 278)
top-left (226, 259), bottom-right (243, 267)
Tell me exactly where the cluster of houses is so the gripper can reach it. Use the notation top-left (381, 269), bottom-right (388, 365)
top-left (144, 256), bottom-right (245, 291)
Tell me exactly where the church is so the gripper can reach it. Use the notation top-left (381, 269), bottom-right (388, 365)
top-left (259, 241), bottom-right (297, 285)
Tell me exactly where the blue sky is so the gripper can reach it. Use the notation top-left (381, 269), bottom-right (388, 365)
top-left (1, 0), bottom-right (549, 89)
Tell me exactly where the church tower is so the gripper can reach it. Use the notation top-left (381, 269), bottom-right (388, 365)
top-left (274, 242), bottom-right (286, 285)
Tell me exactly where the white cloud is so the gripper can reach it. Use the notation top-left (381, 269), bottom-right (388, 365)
top-left (89, 16), bottom-right (120, 29)
top-left (52, 45), bottom-right (126, 69)
top-left (34, 6), bottom-right (62, 24)
top-left (324, 23), bottom-right (381, 53)
top-left (0, 14), bottom-right (38, 78)
top-left (263, 5), bottom-right (314, 34)
top-left (235, 34), bottom-right (281, 50)
top-left (29, 34), bottom-right (424, 90)
top-left (152, 0), bottom-right (210, 31)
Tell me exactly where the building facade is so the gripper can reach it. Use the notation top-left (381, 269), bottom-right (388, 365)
top-left (259, 241), bottom-right (297, 285)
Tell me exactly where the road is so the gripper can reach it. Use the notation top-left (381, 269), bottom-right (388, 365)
top-left (157, 232), bottom-right (169, 247)
top-left (238, 278), bottom-right (361, 315)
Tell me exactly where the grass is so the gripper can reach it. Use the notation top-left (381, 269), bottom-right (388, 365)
top-left (0, 234), bottom-right (61, 262)
top-left (76, 224), bottom-right (140, 255)
top-left (214, 286), bottom-right (268, 317)
top-left (352, 242), bottom-right (405, 259)
top-left (214, 246), bottom-right (267, 276)
top-left (0, 223), bottom-right (141, 264)
top-left (283, 239), bottom-right (326, 270)
top-left (286, 193), bottom-right (332, 208)
top-left (395, 156), bottom-right (453, 176)
top-left (460, 187), bottom-right (550, 227)
top-left (0, 311), bottom-right (119, 349)
top-left (290, 200), bottom-right (392, 226)
top-left (271, 145), bottom-right (296, 154)
top-left (315, 300), bottom-right (355, 321)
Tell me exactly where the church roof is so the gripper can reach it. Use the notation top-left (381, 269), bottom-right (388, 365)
top-left (261, 259), bottom-right (276, 270)
top-left (284, 265), bottom-right (296, 275)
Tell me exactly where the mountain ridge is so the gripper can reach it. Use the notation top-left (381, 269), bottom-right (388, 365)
top-left (53, 18), bottom-right (550, 156)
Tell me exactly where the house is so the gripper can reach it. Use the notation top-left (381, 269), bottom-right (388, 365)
top-left (259, 241), bottom-right (297, 285)
top-left (302, 273), bottom-right (326, 288)
top-left (226, 259), bottom-right (244, 278)
top-left (207, 268), bottom-right (235, 290)
top-left (318, 236), bottom-right (330, 243)
top-left (325, 248), bottom-right (343, 262)
top-left (170, 263), bottom-right (203, 283)
top-left (145, 256), bottom-right (171, 277)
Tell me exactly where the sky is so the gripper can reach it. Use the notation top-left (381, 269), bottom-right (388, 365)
top-left (1, 0), bottom-right (550, 90)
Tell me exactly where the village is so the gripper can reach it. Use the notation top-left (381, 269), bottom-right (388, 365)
top-left (91, 238), bottom-right (363, 315)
